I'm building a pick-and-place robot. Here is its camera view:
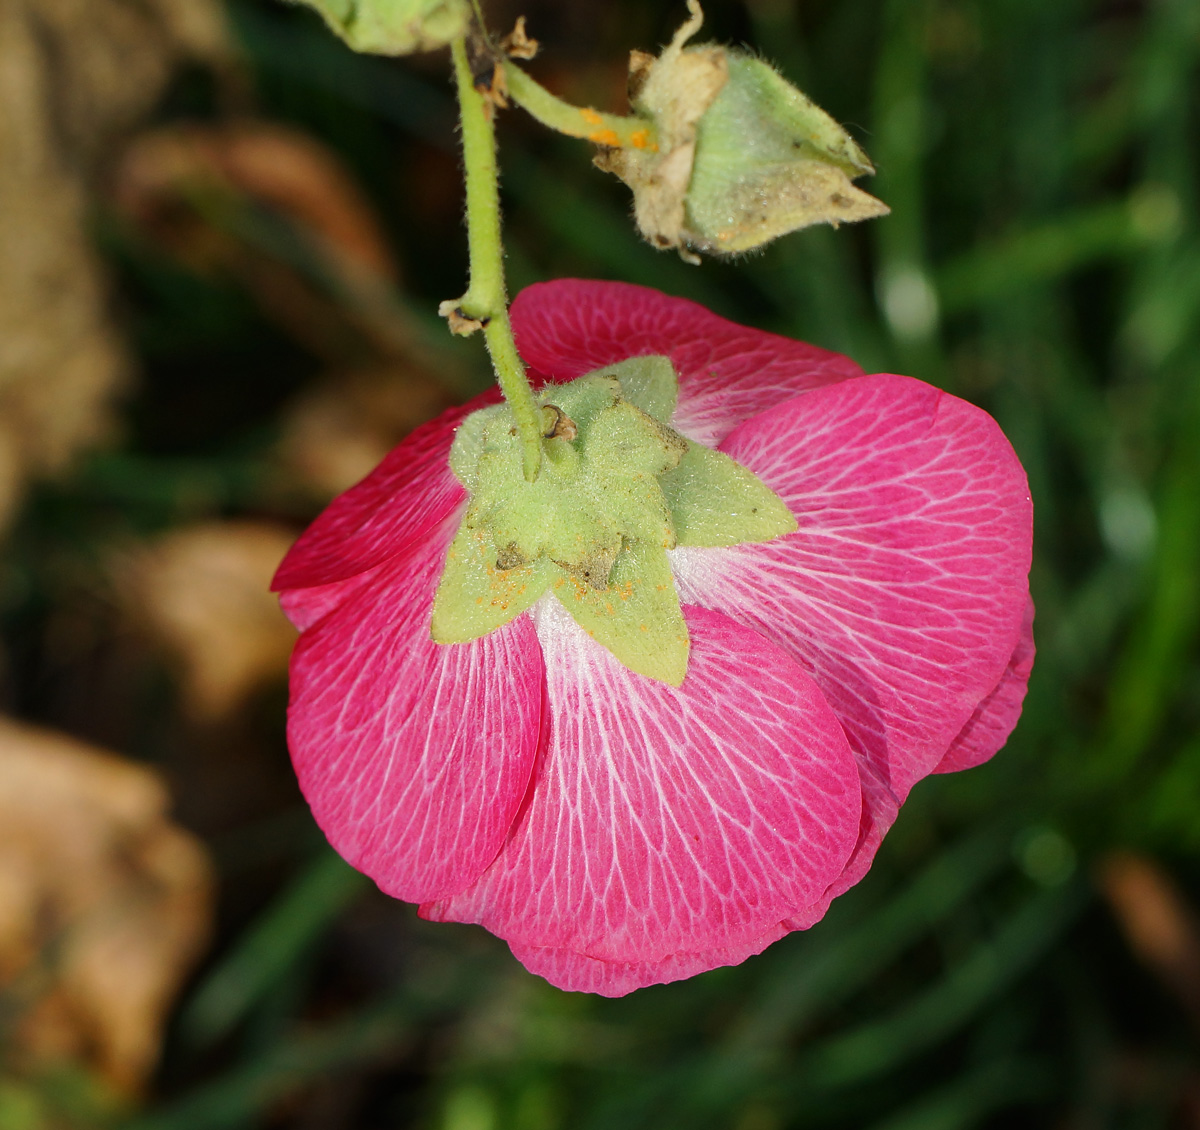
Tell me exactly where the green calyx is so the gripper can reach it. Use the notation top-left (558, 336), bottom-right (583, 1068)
top-left (686, 53), bottom-right (889, 255)
top-left (595, 0), bottom-right (887, 259)
top-left (290, 0), bottom-right (470, 56)
top-left (431, 356), bottom-right (796, 686)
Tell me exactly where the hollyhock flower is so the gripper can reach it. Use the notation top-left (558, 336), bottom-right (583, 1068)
top-left (272, 279), bottom-right (1034, 997)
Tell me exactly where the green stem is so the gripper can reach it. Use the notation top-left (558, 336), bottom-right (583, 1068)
top-left (502, 62), bottom-right (659, 151)
top-left (451, 36), bottom-right (542, 481)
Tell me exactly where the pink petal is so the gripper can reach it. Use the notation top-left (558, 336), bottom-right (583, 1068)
top-left (507, 921), bottom-right (790, 997)
top-left (423, 599), bottom-right (861, 965)
top-left (286, 513), bottom-right (547, 902)
top-left (671, 373), bottom-right (1032, 825)
top-left (272, 393), bottom-right (500, 593)
top-left (278, 564), bottom-right (386, 632)
top-left (510, 280), bottom-right (862, 447)
top-left (784, 764), bottom-right (899, 930)
top-left (799, 598), bottom-right (1026, 914)
top-left (935, 597), bottom-right (1036, 774)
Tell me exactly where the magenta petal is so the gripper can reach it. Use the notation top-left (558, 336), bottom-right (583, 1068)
top-left (935, 597), bottom-right (1036, 774)
top-left (424, 599), bottom-right (861, 964)
top-left (673, 373), bottom-right (1033, 812)
top-left (510, 280), bottom-right (862, 447)
top-left (286, 515), bottom-right (547, 902)
top-left (506, 921), bottom-right (790, 997)
top-left (278, 565), bottom-right (385, 632)
top-left (272, 393), bottom-right (499, 593)
top-left (784, 764), bottom-right (899, 930)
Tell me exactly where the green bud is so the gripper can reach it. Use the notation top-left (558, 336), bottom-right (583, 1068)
top-left (432, 356), bottom-right (797, 685)
top-left (596, 0), bottom-right (887, 259)
top-left (289, 0), bottom-right (470, 56)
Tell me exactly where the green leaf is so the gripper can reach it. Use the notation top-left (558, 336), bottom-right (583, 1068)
top-left (289, 0), bottom-right (470, 56)
top-left (659, 442), bottom-right (797, 547)
top-left (552, 541), bottom-right (689, 686)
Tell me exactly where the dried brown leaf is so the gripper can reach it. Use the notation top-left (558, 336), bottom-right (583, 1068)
top-left (0, 718), bottom-right (213, 1092)
top-left (115, 123), bottom-right (399, 283)
top-left (112, 122), bottom-right (466, 373)
top-left (119, 522), bottom-right (299, 720)
top-left (1099, 852), bottom-right (1200, 1028)
top-left (278, 366), bottom-right (454, 499)
top-left (0, 0), bottom-right (227, 530)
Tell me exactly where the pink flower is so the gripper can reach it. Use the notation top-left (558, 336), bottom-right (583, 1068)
top-left (273, 280), bottom-right (1034, 997)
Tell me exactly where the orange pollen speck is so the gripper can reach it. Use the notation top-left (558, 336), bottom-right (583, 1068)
top-left (605, 602), bottom-right (614, 614)
top-left (630, 129), bottom-right (655, 151)
top-left (589, 128), bottom-right (621, 147)
top-left (580, 108), bottom-right (603, 126)
top-left (553, 578), bottom-right (564, 589)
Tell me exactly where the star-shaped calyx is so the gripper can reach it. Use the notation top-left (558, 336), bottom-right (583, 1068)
top-left (431, 356), bottom-right (796, 685)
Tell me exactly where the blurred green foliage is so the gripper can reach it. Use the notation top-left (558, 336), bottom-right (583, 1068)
top-left (4, 0), bottom-right (1200, 1125)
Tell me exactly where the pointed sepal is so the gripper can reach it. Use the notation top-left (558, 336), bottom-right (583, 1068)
top-left (431, 522), bottom-right (554, 643)
top-left (552, 541), bottom-right (689, 686)
top-left (589, 356), bottom-right (679, 424)
top-left (660, 441), bottom-right (797, 546)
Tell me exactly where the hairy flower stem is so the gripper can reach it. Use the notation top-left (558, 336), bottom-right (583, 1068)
top-left (451, 35), bottom-right (542, 482)
top-left (502, 63), bottom-right (659, 151)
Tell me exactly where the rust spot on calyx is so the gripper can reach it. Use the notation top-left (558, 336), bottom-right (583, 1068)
top-left (495, 544), bottom-right (526, 571)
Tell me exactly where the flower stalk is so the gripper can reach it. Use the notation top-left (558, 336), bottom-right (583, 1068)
top-left (449, 35), bottom-right (543, 481)
top-left (502, 62), bottom-right (658, 151)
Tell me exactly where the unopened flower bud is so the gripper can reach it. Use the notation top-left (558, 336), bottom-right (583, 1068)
top-left (290, 0), bottom-right (469, 55)
top-left (597, 0), bottom-right (888, 260)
